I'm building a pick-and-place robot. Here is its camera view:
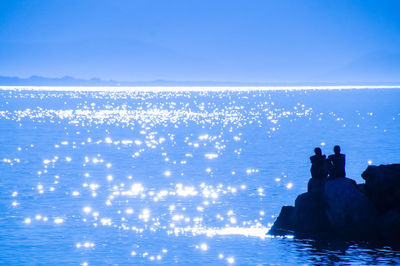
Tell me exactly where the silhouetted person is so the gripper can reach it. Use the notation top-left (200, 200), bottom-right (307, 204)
top-left (310, 147), bottom-right (327, 179)
top-left (308, 147), bottom-right (328, 194)
top-left (328, 145), bottom-right (346, 178)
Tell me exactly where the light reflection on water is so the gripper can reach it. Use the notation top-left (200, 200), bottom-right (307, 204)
top-left (1, 89), bottom-right (400, 264)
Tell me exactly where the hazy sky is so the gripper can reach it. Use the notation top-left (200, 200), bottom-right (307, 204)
top-left (0, 0), bottom-right (399, 82)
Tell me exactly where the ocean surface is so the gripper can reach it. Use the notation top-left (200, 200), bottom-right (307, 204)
top-left (1, 87), bottom-right (400, 265)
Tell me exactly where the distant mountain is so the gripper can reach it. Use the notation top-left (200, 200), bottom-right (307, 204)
top-left (0, 75), bottom-right (119, 86)
top-left (0, 75), bottom-right (400, 87)
top-left (317, 51), bottom-right (400, 83)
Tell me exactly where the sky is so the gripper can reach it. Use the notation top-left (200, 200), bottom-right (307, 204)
top-left (0, 0), bottom-right (400, 83)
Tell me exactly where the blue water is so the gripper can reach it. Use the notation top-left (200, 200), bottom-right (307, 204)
top-left (1, 88), bottom-right (400, 265)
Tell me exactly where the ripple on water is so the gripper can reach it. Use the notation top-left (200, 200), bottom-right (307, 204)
top-left (2, 89), bottom-right (400, 265)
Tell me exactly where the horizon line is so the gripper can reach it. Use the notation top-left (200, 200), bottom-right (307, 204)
top-left (1, 85), bottom-right (400, 92)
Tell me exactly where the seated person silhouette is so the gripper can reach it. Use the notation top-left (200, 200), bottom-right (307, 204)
top-left (310, 147), bottom-right (327, 179)
top-left (308, 147), bottom-right (328, 194)
top-left (328, 145), bottom-right (346, 178)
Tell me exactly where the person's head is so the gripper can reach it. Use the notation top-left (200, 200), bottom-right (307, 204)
top-left (334, 145), bottom-right (341, 154)
top-left (314, 147), bottom-right (322, 156)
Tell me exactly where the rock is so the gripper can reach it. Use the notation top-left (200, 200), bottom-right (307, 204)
top-left (268, 206), bottom-right (295, 235)
top-left (377, 210), bottom-right (400, 241)
top-left (269, 164), bottom-right (400, 241)
top-left (361, 164), bottom-right (400, 213)
top-left (269, 193), bottom-right (331, 236)
top-left (292, 192), bottom-right (331, 235)
top-left (357, 183), bottom-right (367, 195)
top-left (323, 177), bottom-right (377, 239)
top-left (307, 177), bottom-right (325, 194)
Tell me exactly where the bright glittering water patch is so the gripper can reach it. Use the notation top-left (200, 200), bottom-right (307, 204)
top-left (2, 89), bottom-right (400, 265)
top-left (0, 91), bottom-right (313, 135)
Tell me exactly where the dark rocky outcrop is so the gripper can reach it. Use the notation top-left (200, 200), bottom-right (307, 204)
top-left (269, 164), bottom-right (400, 241)
top-left (377, 210), bottom-right (400, 241)
top-left (323, 178), bottom-right (377, 239)
top-left (269, 206), bottom-right (295, 235)
top-left (292, 192), bottom-right (331, 235)
top-left (362, 164), bottom-right (400, 213)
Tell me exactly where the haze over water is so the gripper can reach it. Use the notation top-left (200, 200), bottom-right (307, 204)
top-left (1, 87), bottom-right (400, 265)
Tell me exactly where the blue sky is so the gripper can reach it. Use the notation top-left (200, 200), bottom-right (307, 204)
top-left (0, 0), bottom-right (400, 82)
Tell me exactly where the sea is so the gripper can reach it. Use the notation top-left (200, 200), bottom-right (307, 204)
top-left (1, 87), bottom-right (400, 265)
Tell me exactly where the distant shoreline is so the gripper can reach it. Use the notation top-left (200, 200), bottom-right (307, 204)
top-left (1, 85), bottom-right (400, 92)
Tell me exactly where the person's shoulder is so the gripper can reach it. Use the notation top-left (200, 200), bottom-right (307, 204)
top-left (328, 154), bottom-right (334, 159)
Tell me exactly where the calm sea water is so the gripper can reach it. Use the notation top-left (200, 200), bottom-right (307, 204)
top-left (1, 88), bottom-right (400, 265)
